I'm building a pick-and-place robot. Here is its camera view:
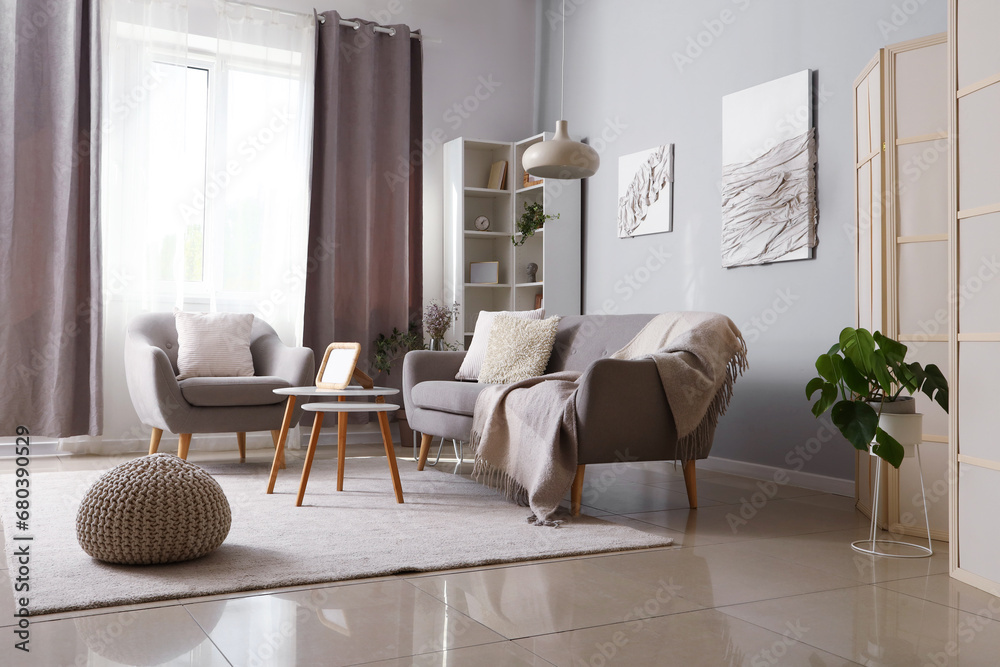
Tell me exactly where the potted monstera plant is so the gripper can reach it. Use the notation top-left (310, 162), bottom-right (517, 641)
top-left (806, 327), bottom-right (948, 468)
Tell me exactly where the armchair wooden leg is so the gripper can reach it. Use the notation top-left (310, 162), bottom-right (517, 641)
top-left (177, 434), bottom-right (192, 460)
top-left (683, 459), bottom-right (698, 509)
top-left (417, 433), bottom-right (433, 471)
top-left (148, 428), bottom-right (163, 455)
top-left (571, 465), bottom-right (586, 516)
top-left (236, 432), bottom-right (246, 462)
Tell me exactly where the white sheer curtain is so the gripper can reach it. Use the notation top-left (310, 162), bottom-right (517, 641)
top-left (62, 0), bottom-right (315, 454)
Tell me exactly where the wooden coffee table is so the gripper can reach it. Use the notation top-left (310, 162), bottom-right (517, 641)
top-left (266, 386), bottom-right (403, 506)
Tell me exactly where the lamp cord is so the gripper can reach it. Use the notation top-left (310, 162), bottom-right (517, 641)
top-left (560, 0), bottom-right (565, 119)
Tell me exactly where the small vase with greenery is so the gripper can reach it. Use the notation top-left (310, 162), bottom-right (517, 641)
top-left (372, 322), bottom-right (424, 375)
top-left (513, 201), bottom-right (559, 247)
top-left (423, 301), bottom-right (460, 351)
top-left (805, 327), bottom-right (948, 468)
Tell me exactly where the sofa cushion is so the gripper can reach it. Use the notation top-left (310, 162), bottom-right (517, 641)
top-left (179, 376), bottom-right (290, 407)
top-left (479, 315), bottom-right (561, 384)
top-left (456, 308), bottom-right (545, 380)
top-left (174, 311), bottom-right (255, 380)
top-left (411, 381), bottom-right (489, 417)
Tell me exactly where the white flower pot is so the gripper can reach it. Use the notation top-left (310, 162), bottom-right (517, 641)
top-left (871, 412), bottom-right (923, 459)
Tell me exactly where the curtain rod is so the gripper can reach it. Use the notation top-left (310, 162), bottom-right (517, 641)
top-left (318, 14), bottom-right (422, 40)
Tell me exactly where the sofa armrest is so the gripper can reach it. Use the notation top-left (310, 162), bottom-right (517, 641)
top-left (575, 357), bottom-right (679, 464)
top-left (252, 333), bottom-right (315, 387)
top-left (402, 350), bottom-right (467, 414)
top-left (123, 337), bottom-right (190, 432)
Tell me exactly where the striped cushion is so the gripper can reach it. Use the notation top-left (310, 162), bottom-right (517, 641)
top-left (455, 308), bottom-right (545, 381)
top-left (174, 311), bottom-right (255, 380)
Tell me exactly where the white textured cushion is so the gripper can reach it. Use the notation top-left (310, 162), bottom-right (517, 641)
top-left (478, 314), bottom-right (561, 384)
top-left (456, 308), bottom-right (545, 380)
top-left (174, 311), bottom-right (255, 380)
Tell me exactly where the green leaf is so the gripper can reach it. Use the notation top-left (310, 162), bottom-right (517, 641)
top-left (840, 357), bottom-right (871, 397)
top-left (840, 327), bottom-right (877, 376)
top-left (811, 383), bottom-right (838, 417)
top-left (870, 350), bottom-right (895, 397)
top-left (831, 400), bottom-right (879, 451)
top-left (805, 377), bottom-right (826, 399)
top-left (815, 354), bottom-right (843, 385)
top-left (872, 428), bottom-right (905, 468)
top-left (922, 363), bottom-right (950, 413)
top-left (873, 331), bottom-right (908, 364)
top-left (827, 342), bottom-right (842, 356)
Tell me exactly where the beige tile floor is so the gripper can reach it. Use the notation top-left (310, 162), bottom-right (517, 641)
top-left (2, 444), bottom-right (998, 666)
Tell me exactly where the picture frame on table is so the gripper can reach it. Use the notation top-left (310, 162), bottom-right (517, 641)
top-left (315, 342), bottom-right (361, 390)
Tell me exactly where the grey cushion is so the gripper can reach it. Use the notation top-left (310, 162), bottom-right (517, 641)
top-left (546, 314), bottom-right (656, 373)
top-left (411, 380), bottom-right (489, 417)
top-left (179, 376), bottom-right (290, 407)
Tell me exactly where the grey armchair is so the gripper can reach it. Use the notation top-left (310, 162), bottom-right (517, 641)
top-left (124, 313), bottom-right (314, 461)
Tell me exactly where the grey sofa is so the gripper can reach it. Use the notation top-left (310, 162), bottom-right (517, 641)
top-left (124, 313), bottom-right (314, 460)
top-left (403, 314), bottom-right (703, 515)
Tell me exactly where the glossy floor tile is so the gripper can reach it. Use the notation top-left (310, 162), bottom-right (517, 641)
top-left (623, 495), bottom-right (869, 546)
top-left (361, 640), bottom-right (556, 666)
top-left (721, 586), bottom-right (1000, 666)
top-left (3, 449), bottom-right (994, 667)
top-left (185, 578), bottom-right (505, 666)
top-left (407, 555), bottom-right (702, 639)
top-left (13, 605), bottom-right (231, 666)
top-left (879, 573), bottom-right (1000, 618)
top-left (587, 542), bottom-right (861, 608)
top-left (517, 608), bottom-right (863, 667)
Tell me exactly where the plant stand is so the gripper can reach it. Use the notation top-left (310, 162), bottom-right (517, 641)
top-left (851, 442), bottom-right (933, 558)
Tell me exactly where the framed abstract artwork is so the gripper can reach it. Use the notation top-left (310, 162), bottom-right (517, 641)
top-left (617, 144), bottom-right (674, 238)
top-left (720, 69), bottom-right (817, 267)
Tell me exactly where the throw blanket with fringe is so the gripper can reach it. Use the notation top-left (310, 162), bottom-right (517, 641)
top-left (472, 312), bottom-right (748, 525)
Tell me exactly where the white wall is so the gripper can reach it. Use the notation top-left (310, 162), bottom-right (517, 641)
top-left (535, 0), bottom-right (946, 481)
top-left (273, 0), bottom-right (538, 309)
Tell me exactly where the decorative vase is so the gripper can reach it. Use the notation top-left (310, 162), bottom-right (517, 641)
top-left (429, 337), bottom-right (446, 351)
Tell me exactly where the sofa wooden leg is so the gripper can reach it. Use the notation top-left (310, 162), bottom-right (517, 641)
top-left (417, 433), bottom-right (433, 471)
top-left (683, 459), bottom-right (698, 509)
top-left (177, 433), bottom-right (192, 460)
top-left (148, 428), bottom-right (163, 455)
top-left (571, 465), bottom-right (585, 516)
top-left (237, 432), bottom-right (247, 462)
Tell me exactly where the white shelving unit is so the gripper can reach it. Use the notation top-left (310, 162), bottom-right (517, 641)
top-left (443, 134), bottom-right (582, 349)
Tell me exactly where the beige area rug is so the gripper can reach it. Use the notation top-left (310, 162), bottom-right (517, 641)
top-left (3, 457), bottom-right (672, 615)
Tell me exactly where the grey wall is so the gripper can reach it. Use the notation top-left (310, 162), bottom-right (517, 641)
top-left (537, 0), bottom-right (946, 481)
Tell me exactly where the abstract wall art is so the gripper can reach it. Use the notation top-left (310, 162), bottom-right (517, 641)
top-left (617, 144), bottom-right (674, 238)
top-left (720, 69), bottom-right (817, 267)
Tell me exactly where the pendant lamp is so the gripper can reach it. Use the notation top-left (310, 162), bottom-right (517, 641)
top-left (522, 0), bottom-right (599, 179)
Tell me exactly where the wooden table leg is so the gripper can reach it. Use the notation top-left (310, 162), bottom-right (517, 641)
top-left (377, 410), bottom-right (405, 504)
top-left (266, 396), bottom-right (296, 494)
top-left (296, 411), bottom-right (324, 507)
top-left (337, 396), bottom-right (347, 492)
top-left (270, 430), bottom-right (286, 470)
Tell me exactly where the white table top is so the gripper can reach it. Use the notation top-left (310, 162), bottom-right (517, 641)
top-left (274, 386), bottom-right (399, 397)
top-left (302, 402), bottom-right (399, 413)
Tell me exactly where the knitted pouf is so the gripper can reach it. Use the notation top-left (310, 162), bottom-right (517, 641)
top-left (76, 453), bottom-right (232, 565)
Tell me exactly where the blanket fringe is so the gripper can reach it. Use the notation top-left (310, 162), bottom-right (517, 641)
top-left (470, 429), bottom-right (530, 507)
top-left (677, 334), bottom-right (749, 462)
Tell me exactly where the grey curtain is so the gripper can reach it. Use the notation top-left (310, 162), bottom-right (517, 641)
top-left (0, 0), bottom-right (103, 437)
top-left (303, 11), bottom-right (423, 382)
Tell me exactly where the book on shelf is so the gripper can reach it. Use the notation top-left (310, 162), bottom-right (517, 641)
top-left (487, 160), bottom-right (507, 190)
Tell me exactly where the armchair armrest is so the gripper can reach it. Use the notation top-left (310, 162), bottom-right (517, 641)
top-left (123, 337), bottom-right (189, 432)
top-left (402, 350), bottom-right (467, 414)
top-left (252, 334), bottom-right (315, 387)
top-left (575, 357), bottom-right (678, 464)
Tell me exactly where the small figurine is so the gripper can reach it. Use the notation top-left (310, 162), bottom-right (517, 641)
top-left (525, 262), bottom-right (538, 283)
